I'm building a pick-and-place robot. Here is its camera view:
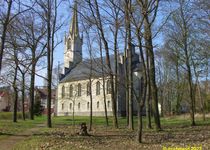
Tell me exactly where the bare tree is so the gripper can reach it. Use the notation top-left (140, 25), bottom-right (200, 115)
top-left (98, 33), bottom-right (109, 126)
top-left (17, 11), bottom-right (47, 120)
top-left (137, 0), bottom-right (161, 130)
top-left (0, 0), bottom-right (33, 72)
top-left (86, 0), bottom-right (118, 128)
top-left (0, 0), bottom-right (12, 72)
top-left (124, 0), bottom-right (134, 130)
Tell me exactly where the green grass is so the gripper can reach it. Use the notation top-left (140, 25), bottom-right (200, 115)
top-left (0, 112), bottom-right (30, 120)
top-left (52, 115), bottom-right (147, 126)
top-left (0, 113), bottom-right (46, 140)
top-left (12, 114), bottom-right (210, 150)
top-left (12, 138), bottom-right (44, 150)
top-left (1, 112), bottom-right (210, 150)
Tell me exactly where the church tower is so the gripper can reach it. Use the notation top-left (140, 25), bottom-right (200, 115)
top-left (64, 1), bottom-right (82, 68)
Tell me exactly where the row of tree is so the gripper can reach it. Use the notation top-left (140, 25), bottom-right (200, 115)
top-left (77, 0), bottom-right (209, 142)
top-left (0, 0), bottom-right (62, 128)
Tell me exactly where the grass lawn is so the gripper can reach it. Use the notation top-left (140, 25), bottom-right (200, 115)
top-left (0, 112), bottom-right (45, 140)
top-left (1, 113), bottom-right (210, 150)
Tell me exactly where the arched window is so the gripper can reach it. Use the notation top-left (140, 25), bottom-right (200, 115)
top-left (97, 101), bottom-right (99, 109)
top-left (78, 83), bottom-right (81, 96)
top-left (78, 102), bottom-right (80, 109)
top-left (62, 85), bottom-right (65, 98)
top-left (107, 80), bottom-right (111, 94)
top-left (107, 101), bottom-right (110, 108)
top-left (62, 103), bottom-right (64, 110)
top-left (69, 85), bottom-right (73, 97)
top-left (87, 82), bottom-right (90, 96)
top-left (87, 102), bottom-right (90, 109)
top-left (70, 103), bottom-right (72, 110)
top-left (96, 81), bottom-right (100, 95)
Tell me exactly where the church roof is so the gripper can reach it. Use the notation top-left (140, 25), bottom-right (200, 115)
top-left (60, 55), bottom-right (115, 83)
top-left (60, 53), bottom-right (142, 83)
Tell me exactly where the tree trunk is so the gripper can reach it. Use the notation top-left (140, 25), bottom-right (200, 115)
top-left (22, 73), bottom-right (26, 120)
top-left (146, 52), bottom-right (152, 129)
top-left (197, 82), bottom-right (205, 121)
top-left (13, 66), bottom-right (18, 123)
top-left (176, 59), bottom-right (181, 115)
top-left (123, 17), bottom-right (129, 126)
top-left (184, 33), bottom-right (195, 126)
top-left (114, 20), bottom-right (119, 127)
top-left (47, 0), bottom-right (52, 128)
top-left (92, 0), bottom-right (118, 128)
top-left (187, 67), bottom-right (195, 126)
top-left (99, 34), bottom-right (109, 126)
top-left (89, 78), bottom-right (93, 131)
top-left (125, 0), bottom-right (134, 130)
top-left (30, 57), bottom-right (35, 120)
top-left (143, 15), bottom-right (161, 131)
top-left (0, 0), bottom-right (12, 72)
top-left (136, 33), bottom-right (147, 142)
top-left (125, 62), bottom-right (129, 127)
top-left (179, 0), bottom-right (195, 126)
top-left (137, 102), bottom-right (143, 143)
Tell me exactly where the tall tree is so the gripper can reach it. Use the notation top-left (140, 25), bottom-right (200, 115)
top-left (137, 0), bottom-right (161, 130)
top-left (87, 0), bottom-right (118, 128)
top-left (17, 11), bottom-right (47, 120)
top-left (130, 2), bottom-right (149, 141)
top-left (97, 31), bottom-right (109, 126)
top-left (0, 0), bottom-right (33, 72)
top-left (0, 0), bottom-right (12, 72)
top-left (125, 0), bottom-right (134, 130)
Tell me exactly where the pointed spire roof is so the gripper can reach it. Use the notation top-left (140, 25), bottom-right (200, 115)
top-left (69, 0), bottom-right (79, 38)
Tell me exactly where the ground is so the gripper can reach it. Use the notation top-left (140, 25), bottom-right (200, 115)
top-left (0, 113), bottom-right (210, 150)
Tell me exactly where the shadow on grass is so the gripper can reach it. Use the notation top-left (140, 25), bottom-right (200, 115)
top-left (0, 132), bottom-right (14, 136)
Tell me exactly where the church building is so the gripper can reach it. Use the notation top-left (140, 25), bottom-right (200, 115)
top-left (57, 2), bottom-right (143, 116)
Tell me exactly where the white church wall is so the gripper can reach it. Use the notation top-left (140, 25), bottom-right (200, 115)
top-left (57, 78), bottom-right (113, 116)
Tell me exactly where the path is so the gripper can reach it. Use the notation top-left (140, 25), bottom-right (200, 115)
top-left (0, 124), bottom-right (45, 150)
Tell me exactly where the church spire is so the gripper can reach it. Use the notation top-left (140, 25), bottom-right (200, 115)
top-left (69, 0), bottom-right (79, 38)
top-left (64, 0), bottom-right (82, 69)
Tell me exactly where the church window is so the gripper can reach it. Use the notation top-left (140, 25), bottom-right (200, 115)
top-left (87, 102), bottom-right (90, 109)
top-left (62, 103), bottom-right (64, 110)
top-left (78, 102), bottom-right (80, 109)
top-left (87, 82), bottom-right (90, 96)
top-left (107, 101), bottom-right (110, 108)
top-left (96, 81), bottom-right (100, 95)
top-left (62, 85), bottom-right (65, 98)
top-left (107, 80), bottom-right (111, 94)
top-left (67, 39), bottom-right (71, 49)
top-left (69, 85), bottom-right (73, 97)
top-left (70, 103), bottom-right (72, 110)
top-left (97, 101), bottom-right (99, 109)
top-left (78, 83), bottom-right (81, 96)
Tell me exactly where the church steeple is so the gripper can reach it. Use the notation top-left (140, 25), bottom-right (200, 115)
top-left (69, 1), bottom-right (79, 38)
top-left (64, 0), bottom-right (82, 69)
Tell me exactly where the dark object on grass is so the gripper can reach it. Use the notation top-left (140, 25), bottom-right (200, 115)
top-left (78, 122), bottom-right (90, 136)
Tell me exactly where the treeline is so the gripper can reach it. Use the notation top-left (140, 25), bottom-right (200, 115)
top-left (0, 0), bottom-right (62, 128)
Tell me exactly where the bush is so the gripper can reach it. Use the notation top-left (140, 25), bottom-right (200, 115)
top-left (34, 100), bottom-right (44, 116)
